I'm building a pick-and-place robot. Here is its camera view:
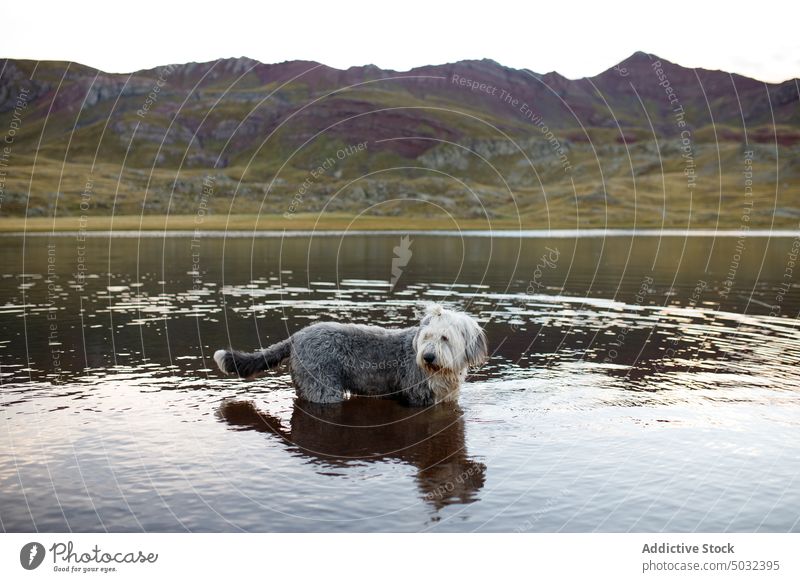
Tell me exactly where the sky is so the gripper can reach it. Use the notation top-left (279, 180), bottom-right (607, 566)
top-left (4, 0), bottom-right (799, 83)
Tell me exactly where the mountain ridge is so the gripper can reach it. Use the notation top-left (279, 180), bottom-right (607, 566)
top-left (7, 51), bottom-right (797, 84)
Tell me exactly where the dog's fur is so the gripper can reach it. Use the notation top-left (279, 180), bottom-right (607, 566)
top-left (213, 304), bottom-right (487, 405)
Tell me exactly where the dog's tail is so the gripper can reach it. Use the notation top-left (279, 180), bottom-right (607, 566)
top-left (213, 338), bottom-right (291, 378)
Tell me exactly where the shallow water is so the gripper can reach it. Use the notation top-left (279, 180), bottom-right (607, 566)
top-left (1, 232), bottom-right (799, 532)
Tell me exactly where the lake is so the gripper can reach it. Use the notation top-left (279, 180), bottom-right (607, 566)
top-left (1, 230), bottom-right (799, 532)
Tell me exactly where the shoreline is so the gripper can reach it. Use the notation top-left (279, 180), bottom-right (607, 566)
top-left (1, 214), bottom-right (798, 236)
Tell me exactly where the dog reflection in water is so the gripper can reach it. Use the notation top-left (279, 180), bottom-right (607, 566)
top-left (217, 397), bottom-right (486, 508)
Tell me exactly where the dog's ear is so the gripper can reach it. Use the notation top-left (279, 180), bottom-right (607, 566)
top-left (418, 302), bottom-right (443, 326)
top-left (465, 328), bottom-right (488, 367)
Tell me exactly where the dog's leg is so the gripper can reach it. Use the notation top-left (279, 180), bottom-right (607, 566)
top-left (290, 367), bottom-right (345, 404)
top-left (402, 385), bottom-right (435, 407)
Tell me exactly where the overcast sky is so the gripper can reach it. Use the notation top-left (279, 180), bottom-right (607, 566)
top-left (5, 0), bottom-right (798, 82)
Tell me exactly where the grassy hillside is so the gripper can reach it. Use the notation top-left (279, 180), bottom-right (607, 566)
top-left (1, 54), bottom-right (798, 230)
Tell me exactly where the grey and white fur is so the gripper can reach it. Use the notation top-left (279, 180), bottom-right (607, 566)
top-left (213, 304), bottom-right (487, 406)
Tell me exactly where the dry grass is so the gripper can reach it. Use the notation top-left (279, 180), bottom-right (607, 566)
top-left (0, 213), bottom-right (521, 233)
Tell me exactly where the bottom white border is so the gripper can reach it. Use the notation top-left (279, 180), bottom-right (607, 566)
top-left (1, 533), bottom-right (796, 581)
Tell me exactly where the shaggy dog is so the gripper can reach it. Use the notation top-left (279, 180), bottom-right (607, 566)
top-left (213, 304), bottom-right (487, 405)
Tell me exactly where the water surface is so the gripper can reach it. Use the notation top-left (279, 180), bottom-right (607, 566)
top-left (1, 232), bottom-right (799, 532)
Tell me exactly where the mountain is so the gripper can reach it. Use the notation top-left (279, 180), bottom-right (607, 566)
top-left (0, 53), bottom-right (798, 228)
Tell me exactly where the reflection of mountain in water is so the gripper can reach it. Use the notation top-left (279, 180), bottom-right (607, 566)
top-left (217, 398), bottom-right (485, 509)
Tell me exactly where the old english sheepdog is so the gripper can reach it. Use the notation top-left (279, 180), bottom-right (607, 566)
top-left (213, 304), bottom-right (487, 405)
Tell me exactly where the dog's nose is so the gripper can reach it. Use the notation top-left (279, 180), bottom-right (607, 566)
top-left (423, 352), bottom-right (436, 364)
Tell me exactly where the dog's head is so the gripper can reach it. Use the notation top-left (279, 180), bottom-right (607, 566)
top-left (413, 303), bottom-right (488, 374)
